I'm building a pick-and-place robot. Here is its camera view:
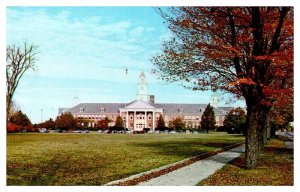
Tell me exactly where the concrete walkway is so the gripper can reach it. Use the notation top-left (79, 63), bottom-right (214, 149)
top-left (138, 145), bottom-right (245, 186)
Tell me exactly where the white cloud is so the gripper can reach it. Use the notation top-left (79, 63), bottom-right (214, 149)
top-left (7, 8), bottom-right (159, 83)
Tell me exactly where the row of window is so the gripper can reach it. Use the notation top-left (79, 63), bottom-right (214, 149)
top-left (123, 116), bottom-right (159, 121)
top-left (165, 115), bottom-right (224, 121)
top-left (80, 108), bottom-right (105, 113)
top-left (75, 114), bottom-right (116, 120)
top-left (76, 114), bottom-right (224, 122)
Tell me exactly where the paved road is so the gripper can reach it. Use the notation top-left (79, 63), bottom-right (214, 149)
top-left (276, 131), bottom-right (294, 149)
top-left (138, 145), bottom-right (245, 186)
top-left (276, 131), bottom-right (293, 139)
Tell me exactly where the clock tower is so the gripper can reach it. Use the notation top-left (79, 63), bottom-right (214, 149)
top-left (136, 71), bottom-right (148, 102)
top-left (211, 92), bottom-right (219, 108)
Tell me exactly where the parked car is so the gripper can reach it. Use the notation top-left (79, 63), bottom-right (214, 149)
top-left (192, 131), bottom-right (199, 134)
top-left (162, 130), bottom-right (169, 134)
top-left (55, 129), bottom-right (63, 133)
top-left (169, 130), bottom-right (177, 134)
top-left (133, 130), bottom-right (145, 134)
top-left (107, 130), bottom-right (117, 134)
top-left (82, 130), bottom-right (89, 133)
top-left (126, 130), bottom-right (132, 134)
top-left (147, 130), bottom-right (154, 134)
top-left (154, 130), bottom-right (160, 134)
top-left (97, 130), bottom-right (103, 133)
top-left (73, 129), bottom-right (81, 133)
top-left (39, 128), bottom-right (49, 133)
top-left (117, 130), bottom-right (126, 134)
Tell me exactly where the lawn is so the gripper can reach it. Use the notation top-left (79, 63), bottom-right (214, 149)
top-left (7, 132), bottom-right (244, 185)
top-left (198, 139), bottom-right (293, 186)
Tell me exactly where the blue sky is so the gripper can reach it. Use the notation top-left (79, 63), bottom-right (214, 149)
top-left (7, 6), bottom-right (245, 123)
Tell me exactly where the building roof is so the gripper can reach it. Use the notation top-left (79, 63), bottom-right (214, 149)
top-left (59, 101), bottom-right (233, 116)
top-left (139, 71), bottom-right (145, 77)
top-left (153, 103), bottom-right (207, 114)
top-left (62, 103), bottom-right (126, 114)
top-left (124, 100), bottom-right (156, 109)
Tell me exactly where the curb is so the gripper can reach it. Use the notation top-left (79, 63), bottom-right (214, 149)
top-left (104, 141), bottom-right (245, 186)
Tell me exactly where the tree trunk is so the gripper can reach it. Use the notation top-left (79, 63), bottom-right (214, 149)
top-left (6, 94), bottom-right (12, 123)
top-left (245, 104), bottom-right (260, 169)
top-left (259, 107), bottom-right (271, 150)
top-left (270, 123), bottom-right (277, 138)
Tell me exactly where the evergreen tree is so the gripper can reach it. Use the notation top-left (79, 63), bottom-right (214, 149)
top-left (223, 107), bottom-right (246, 134)
top-left (40, 118), bottom-right (55, 130)
top-left (157, 114), bottom-right (166, 129)
top-left (200, 103), bottom-right (216, 133)
top-left (115, 115), bottom-right (124, 128)
top-left (55, 112), bottom-right (76, 130)
top-left (10, 110), bottom-right (31, 126)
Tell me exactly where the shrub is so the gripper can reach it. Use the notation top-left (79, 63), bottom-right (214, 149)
top-left (143, 128), bottom-right (151, 133)
top-left (7, 123), bottom-right (21, 133)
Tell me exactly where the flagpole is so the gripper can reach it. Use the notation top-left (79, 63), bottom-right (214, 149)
top-left (125, 68), bottom-right (128, 132)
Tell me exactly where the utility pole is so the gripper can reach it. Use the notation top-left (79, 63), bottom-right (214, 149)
top-left (41, 108), bottom-right (43, 123)
top-left (125, 68), bottom-right (128, 132)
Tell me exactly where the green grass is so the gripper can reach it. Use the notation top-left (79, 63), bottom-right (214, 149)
top-left (7, 132), bottom-right (244, 185)
top-left (198, 139), bottom-right (293, 186)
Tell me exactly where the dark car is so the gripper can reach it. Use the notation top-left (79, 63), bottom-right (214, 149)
top-left (133, 130), bottom-right (145, 134)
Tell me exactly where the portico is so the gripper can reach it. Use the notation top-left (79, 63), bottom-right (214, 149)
top-left (119, 100), bottom-right (163, 131)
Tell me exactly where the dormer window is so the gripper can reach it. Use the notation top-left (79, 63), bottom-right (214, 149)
top-left (80, 108), bottom-right (84, 112)
top-left (100, 108), bottom-right (105, 113)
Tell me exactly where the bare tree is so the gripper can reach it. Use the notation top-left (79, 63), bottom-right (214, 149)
top-left (6, 42), bottom-right (38, 122)
top-left (8, 100), bottom-right (21, 121)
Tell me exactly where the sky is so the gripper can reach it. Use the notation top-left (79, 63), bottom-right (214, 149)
top-left (6, 6), bottom-right (245, 124)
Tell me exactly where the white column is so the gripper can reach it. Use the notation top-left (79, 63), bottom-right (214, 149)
top-left (126, 111), bottom-right (129, 128)
top-left (152, 111), bottom-right (155, 131)
top-left (134, 110), bottom-right (136, 130)
top-left (144, 110), bottom-right (147, 129)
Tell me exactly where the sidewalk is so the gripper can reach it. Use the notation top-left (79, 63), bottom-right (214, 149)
top-left (138, 145), bottom-right (245, 186)
top-left (105, 144), bottom-right (245, 186)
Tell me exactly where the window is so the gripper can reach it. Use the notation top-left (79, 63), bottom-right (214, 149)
top-left (149, 116), bottom-right (152, 120)
top-left (80, 108), bottom-right (84, 112)
top-left (130, 116), bottom-right (133, 120)
top-left (100, 108), bottom-right (105, 113)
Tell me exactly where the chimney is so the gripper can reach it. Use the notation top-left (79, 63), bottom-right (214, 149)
top-left (149, 95), bottom-right (155, 104)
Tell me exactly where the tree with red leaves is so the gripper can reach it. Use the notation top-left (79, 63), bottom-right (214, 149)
top-left (152, 7), bottom-right (293, 169)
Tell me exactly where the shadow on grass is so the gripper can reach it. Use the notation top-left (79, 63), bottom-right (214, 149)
top-left (227, 145), bottom-right (293, 169)
top-left (129, 139), bottom-right (243, 161)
